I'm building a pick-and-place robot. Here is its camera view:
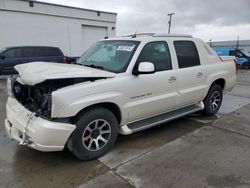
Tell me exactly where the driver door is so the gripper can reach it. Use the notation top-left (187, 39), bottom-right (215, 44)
top-left (125, 41), bottom-right (178, 123)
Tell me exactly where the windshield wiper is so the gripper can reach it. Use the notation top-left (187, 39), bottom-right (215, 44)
top-left (84, 64), bottom-right (104, 70)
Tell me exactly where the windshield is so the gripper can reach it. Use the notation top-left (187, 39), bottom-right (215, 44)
top-left (0, 48), bottom-right (7, 54)
top-left (77, 40), bottom-right (140, 73)
top-left (240, 49), bottom-right (250, 57)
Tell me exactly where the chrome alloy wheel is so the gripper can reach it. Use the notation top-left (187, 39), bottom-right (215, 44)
top-left (82, 119), bottom-right (111, 151)
top-left (210, 90), bottom-right (221, 111)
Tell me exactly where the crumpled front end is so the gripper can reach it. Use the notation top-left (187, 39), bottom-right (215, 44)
top-left (5, 61), bottom-right (116, 152)
top-left (5, 97), bottom-right (76, 151)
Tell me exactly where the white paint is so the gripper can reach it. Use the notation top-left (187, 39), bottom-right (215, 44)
top-left (5, 35), bottom-right (237, 151)
top-left (15, 61), bottom-right (115, 85)
top-left (5, 97), bottom-right (76, 151)
top-left (0, 0), bottom-right (116, 56)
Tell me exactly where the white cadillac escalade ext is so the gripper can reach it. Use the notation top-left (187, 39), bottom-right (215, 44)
top-left (5, 34), bottom-right (237, 160)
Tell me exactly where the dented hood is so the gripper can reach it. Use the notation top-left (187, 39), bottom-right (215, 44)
top-left (15, 62), bottom-right (116, 85)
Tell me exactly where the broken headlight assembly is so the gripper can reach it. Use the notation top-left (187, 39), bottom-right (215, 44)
top-left (10, 77), bottom-right (91, 119)
top-left (6, 77), bottom-right (14, 97)
top-left (10, 78), bottom-right (53, 119)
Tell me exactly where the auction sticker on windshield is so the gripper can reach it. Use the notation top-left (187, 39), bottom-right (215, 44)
top-left (117, 45), bottom-right (135, 52)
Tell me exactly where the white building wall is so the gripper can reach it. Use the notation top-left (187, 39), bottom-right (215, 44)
top-left (0, 0), bottom-right (117, 56)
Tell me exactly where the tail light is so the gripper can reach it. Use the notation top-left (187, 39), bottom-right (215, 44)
top-left (63, 56), bottom-right (67, 64)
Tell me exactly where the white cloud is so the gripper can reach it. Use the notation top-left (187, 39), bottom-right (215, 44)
top-left (192, 24), bottom-right (250, 41)
top-left (39, 0), bottom-right (250, 41)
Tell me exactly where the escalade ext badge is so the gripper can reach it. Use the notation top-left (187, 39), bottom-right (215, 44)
top-left (14, 62), bottom-right (115, 85)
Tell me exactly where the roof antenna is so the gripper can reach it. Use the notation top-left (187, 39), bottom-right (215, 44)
top-left (132, 31), bottom-right (137, 38)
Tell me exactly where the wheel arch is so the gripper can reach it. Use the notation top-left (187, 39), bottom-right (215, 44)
top-left (71, 102), bottom-right (122, 125)
top-left (210, 78), bottom-right (226, 90)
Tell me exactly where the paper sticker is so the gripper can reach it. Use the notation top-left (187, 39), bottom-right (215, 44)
top-left (117, 45), bottom-right (135, 52)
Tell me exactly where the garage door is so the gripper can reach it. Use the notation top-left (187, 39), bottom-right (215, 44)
top-left (82, 25), bottom-right (108, 52)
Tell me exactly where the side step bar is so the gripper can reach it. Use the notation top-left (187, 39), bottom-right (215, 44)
top-left (120, 103), bottom-right (203, 135)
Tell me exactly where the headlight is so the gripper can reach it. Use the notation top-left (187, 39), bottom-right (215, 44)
top-left (14, 84), bottom-right (22, 95)
top-left (6, 77), bottom-right (13, 97)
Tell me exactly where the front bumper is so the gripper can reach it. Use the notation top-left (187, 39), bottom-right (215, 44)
top-left (5, 97), bottom-right (76, 152)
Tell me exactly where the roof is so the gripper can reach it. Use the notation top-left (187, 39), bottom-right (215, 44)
top-left (122, 33), bottom-right (193, 38)
top-left (103, 33), bottom-right (195, 41)
top-left (4, 46), bottom-right (60, 49)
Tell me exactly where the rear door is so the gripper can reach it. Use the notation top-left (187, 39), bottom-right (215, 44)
top-left (174, 40), bottom-right (206, 107)
top-left (40, 47), bottom-right (64, 63)
top-left (21, 47), bottom-right (38, 63)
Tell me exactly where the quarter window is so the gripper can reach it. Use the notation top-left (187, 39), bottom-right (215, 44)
top-left (174, 41), bottom-right (200, 68)
top-left (137, 41), bottom-right (172, 72)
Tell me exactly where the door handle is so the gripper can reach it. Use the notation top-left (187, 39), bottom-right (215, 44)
top-left (169, 76), bottom-right (176, 83)
top-left (197, 72), bottom-right (203, 78)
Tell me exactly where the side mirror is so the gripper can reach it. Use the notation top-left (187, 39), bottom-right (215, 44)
top-left (0, 55), bottom-right (6, 60)
top-left (134, 62), bottom-right (155, 75)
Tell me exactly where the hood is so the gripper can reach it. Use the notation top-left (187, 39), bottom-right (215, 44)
top-left (15, 62), bottom-right (116, 85)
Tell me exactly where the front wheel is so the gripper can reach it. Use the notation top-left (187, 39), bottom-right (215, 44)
top-left (67, 108), bottom-right (118, 160)
top-left (203, 84), bottom-right (223, 116)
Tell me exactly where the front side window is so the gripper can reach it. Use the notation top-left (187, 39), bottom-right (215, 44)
top-left (174, 41), bottom-right (200, 68)
top-left (77, 40), bottom-right (140, 73)
top-left (136, 41), bottom-right (172, 72)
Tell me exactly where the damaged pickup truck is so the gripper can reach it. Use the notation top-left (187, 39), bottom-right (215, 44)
top-left (5, 34), bottom-right (237, 160)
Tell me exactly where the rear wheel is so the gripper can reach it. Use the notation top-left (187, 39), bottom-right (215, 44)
top-left (67, 108), bottom-right (118, 160)
top-left (203, 84), bottom-right (223, 116)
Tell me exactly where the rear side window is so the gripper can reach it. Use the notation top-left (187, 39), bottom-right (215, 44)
top-left (8, 47), bottom-right (63, 58)
top-left (174, 41), bottom-right (200, 68)
top-left (137, 41), bottom-right (172, 72)
top-left (22, 48), bottom-right (43, 57)
top-left (43, 48), bottom-right (62, 56)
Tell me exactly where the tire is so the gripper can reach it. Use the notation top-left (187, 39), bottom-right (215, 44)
top-left (203, 84), bottom-right (223, 116)
top-left (67, 107), bottom-right (118, 160)
top-left (242, 62), bottom-right (249, 70)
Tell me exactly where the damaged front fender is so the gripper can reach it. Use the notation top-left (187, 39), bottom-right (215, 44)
top-left (11, 76), bottom-right (110, 120)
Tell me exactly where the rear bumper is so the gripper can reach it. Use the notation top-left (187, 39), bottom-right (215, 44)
top-left (5, 97), bottom-right (76, 152)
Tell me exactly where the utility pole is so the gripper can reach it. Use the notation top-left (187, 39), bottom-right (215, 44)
top-left (168, 12), bottom-right (175, 34)
top-left (236, 35), bottom-right (239, 49)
